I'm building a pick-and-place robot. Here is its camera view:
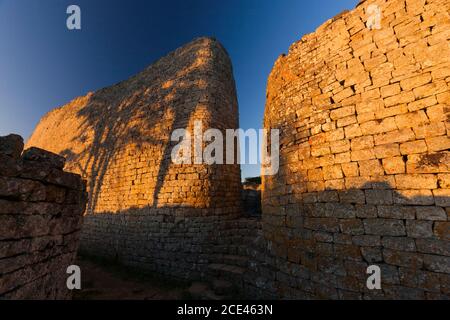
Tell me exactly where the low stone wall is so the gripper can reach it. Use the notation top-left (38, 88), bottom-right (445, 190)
top-left (0, 134), bottom-right (87, 299)
top-left (242, 183), bottom-right (262, 216)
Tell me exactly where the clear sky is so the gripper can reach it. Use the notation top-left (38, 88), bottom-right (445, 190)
top-left (0, 0), bottom-right (357, 179)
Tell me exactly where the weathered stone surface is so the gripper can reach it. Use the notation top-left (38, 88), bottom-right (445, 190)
top-left (406, 221), bottom-right (434, 239)
top-left (423, 255), bottom-right (450, 274)
top-left (7, 0), bottom-right (445, 301)
top-left (434, 222), bottom-right (450, 241)
top-left (262, 0), bottom-right (450, 300)
top-left (415, 206), bottom-right (447, 221)
top-left (363, 219), bottom-right (406, 236)
top-left (0, 134), bottom-right (86, 299)
top-left (382, 237), bottom-right (416, 252)
top-left (416, 239), bottom-right (450, 256)
top-left (25, 37), bottom-right (242, 285)
top-left (22, 147), bottom-right (66, 169)
top-left (0, 134), bottom-right (24, 159)
top-left (0, 154), bottom-right (21, 177)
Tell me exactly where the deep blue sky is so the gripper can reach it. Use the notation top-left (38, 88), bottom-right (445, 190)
top-left (0, 0), bottom-right (357, 179)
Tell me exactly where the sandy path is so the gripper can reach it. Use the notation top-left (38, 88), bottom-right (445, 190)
top-left (73, 256), bottom-right (188, 300)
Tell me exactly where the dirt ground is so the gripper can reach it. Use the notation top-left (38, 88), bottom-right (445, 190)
top-left (73, 255), bottom-right (190, 300)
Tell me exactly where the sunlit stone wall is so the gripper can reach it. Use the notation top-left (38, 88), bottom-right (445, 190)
top-left (26, 37), bottom-right (242, 279)
top-left (263, 0), bottom-right (450, 299)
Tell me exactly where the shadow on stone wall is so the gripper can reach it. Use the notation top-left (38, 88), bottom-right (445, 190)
top-left (47, 38), bottom-right (241, 216)
top-left (260, 169), bottom-right (449, 299)
top-left (24, 38), bottom-right (244, 298)
top-left (77, 177), bottom-right (449, 299)
top-left (78, 205), bottom-right (241, 281)
top-left (59, 52), bottom-right (210, 213)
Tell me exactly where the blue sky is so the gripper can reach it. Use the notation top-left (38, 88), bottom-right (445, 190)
top-left (0, 0), bottom-right (357, 179)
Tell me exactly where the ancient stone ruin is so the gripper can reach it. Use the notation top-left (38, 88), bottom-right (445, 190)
top-left (8, 0), bottom-right (450, 299)
top-left (263, 0), bottom-right (450, 299)
top-left (0, 135), bottom-right (87, 299)
top-left (26, 37), bottom-right (243, 280)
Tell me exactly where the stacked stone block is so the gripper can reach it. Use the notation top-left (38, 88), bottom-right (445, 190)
top-left (21, 3), bottom-right (450, 299)
top-left (0, 134), bottom-right (87, 299)
top-left (26, 37), bottom-right (242, 279)
top-left (263, 0), bottom-right (449, 299)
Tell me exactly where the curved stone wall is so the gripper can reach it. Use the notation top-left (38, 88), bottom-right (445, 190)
top-left (263, 0), bottom-right (450, 299)
top-left (26, 37), bottom-right (242, 279)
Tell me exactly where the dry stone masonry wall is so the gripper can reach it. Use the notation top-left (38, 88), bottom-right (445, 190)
top-left (0, 134), bottom-right (87, 299)
top-left (20, 1), bottom-right (450, 299)
top-left (262, 0), bottom-right (450, 299)
top-left (26, 37), bottom-right (243, 279)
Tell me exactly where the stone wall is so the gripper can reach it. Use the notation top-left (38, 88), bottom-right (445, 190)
top-left (22, 3), bottom-right (450, 299)
top-left (0, 134), bottom-right (87, 299)
top-left (262, 0), bottom-right (450, 299)
top-left (26, 37), bottom-right (242, 279)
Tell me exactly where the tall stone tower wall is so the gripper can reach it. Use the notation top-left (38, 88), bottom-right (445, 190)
top-left (263, 0), bottom-right (450, 299)
top-left (26, 37), bottom-right (242, 278)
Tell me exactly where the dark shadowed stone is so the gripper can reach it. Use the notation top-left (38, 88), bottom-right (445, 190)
top-left (423, 255), bottom-right (450, 274)
top-left (0, 154), bottom-right (21, 177)
top-left (18, 160), bottom-right (53, 180)
top-left (382, 236), bottom-right (416, 252)
top-left (0, 134), bottom-right (24, 159)
top-left (363, 219), bottom-right (406, 236)
top-left (45, 169), bottom-right (83, 190)
top-left (416, 238), bottom-right (450, 256)
top-left (22, 147), bottom-right (66, 169)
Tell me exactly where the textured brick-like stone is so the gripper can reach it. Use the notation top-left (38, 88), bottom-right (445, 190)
top-left (359, 159), bottom-right (384, 176)
top-left (400, 140), bottom-right (428, 155)
top-left (382, 237), bottom-right (416, 252)
top-left (434, 222), bottom-right (450, 241)
top-left (0, 136), bottom-right (86, 299)
top-left (363, 219), bottom-right (406, 236)
top-left (0, 134), bottom-right (24, 159)
top-left (382, 157), bottom-right (406, 174)
top-left (263, 0), bottom-right (449, 298)
top-left (3, 0), bottom-right (448, 300)
top-left (374, 128), bottom-right (415, 146)
top-left (416, 239), bottom-right (450, 256)
top-left (26, 38), bottom-right (243, 283)
top-left (339, 219), bottom-right (364, 235)
top-left (406, 220), bottom-right (434, 239)
top-left (374, 144), bottom-right (401, 159)
top-left (426, 136), bottom-right (450, 152)
top-left (22, 147), bottom-right (66, 169)
top-left (415, 206), bottom-right (447, 221)
top-left (423, 255), bottom-right (450, 274)
top-left (365, 189), bottom-right (393, 205)
top-left (395, 174), bottom-right (438, 190)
